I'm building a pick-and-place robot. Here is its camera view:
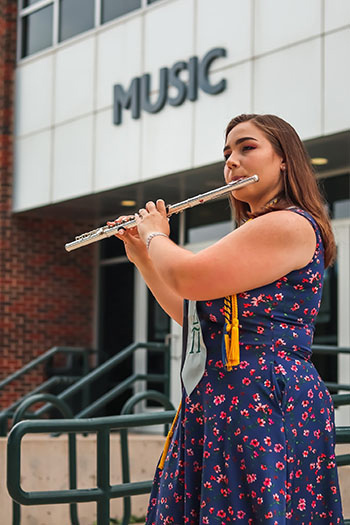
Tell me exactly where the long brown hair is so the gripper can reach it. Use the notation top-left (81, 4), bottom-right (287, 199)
top-left (225, 114), bottom-right (336, 267)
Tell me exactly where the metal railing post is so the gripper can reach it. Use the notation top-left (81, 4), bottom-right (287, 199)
top-left (11, 394), bottom-right (80, 525)
top-left (97, 428), bottom-right (111, 525)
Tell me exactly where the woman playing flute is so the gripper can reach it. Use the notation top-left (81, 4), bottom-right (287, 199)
top-left (110, 113), bottom-right (343, 524)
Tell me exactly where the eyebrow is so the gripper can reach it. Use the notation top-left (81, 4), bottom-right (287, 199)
top-left (223, 136), bottom-right (258, 152)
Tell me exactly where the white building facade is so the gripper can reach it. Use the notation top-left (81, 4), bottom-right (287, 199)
top-left (14, 0), bottom-right (350, 422)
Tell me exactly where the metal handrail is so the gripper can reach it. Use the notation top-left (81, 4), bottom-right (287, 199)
top-left (312, 345), bottom-right (350, 355)
top-left (0, 346), bottom-right (91, 391)
top-left (7, 414), bottom-right (350, 525)
top-left (0, 346), bottom-right (91, 435)
top-left (0, 342), bottom-right (170, 436)
top-left (7, 411), bottom-right (176, 525)
top-left (28, 342), bottom-right (170, 420)
top-left (119, 391), bottom-right (175, 525)
top-left (11, 394), bottom-right (79, 525)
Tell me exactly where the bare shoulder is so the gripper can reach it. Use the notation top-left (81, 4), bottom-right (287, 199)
top-left (242, 209), bottom-right (316, 239)
top-left (237, 209), bottom-right (316, 268)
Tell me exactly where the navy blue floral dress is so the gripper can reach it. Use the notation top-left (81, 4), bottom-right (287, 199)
top-left (145, 209), bottom-right (344, 524)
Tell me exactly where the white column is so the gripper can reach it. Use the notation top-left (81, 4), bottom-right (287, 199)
top-left (133, 268), bottom-right (148, 402)
top-left (333, 220), bottom-right (350, 426)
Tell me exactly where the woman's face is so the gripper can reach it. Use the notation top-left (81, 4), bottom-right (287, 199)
top-left (223, 121), bottom-right (285, 212)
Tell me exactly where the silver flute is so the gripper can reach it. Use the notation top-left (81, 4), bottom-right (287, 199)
top-left (65, 174), bottom-right (259, 252)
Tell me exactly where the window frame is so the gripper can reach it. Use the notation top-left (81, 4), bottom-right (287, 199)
top-left (17, 0), bottom-right (165, 61)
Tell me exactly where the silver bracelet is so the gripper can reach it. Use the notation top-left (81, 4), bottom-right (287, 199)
top-left (146, 232), bottom-right (169, 251)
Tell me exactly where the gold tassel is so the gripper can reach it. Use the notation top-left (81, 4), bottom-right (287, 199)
top-left (223, 295), bottom-right (240, 370)
top-left (158, 401), bottom-right (182, 470)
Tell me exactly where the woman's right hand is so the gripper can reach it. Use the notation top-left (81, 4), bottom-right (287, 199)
top-left (107, 216), bottom-right (149, 265)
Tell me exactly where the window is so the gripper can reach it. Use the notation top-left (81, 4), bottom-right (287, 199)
top-left (23, 0), bottom-right (42, 6)
top-left (21, 4), bottom-right (53, 57)
top-left (59, 0), bottom-right (95, 42)
top-left (101, 0), bottom-right (141, 24)
top-left (19, 0), bottom-right (164, 59)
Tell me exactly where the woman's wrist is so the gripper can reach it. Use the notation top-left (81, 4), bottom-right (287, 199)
top-left (146, 231), bottom-right (169, 251)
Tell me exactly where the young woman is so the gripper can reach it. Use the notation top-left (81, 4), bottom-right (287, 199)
top-left (111, 114), bottom-right (344, 524)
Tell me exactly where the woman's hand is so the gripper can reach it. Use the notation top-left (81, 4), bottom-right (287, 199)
top-left (135, 200), bottom-right (170, 244)
top-left (107, 215), bottom-right (149, 265)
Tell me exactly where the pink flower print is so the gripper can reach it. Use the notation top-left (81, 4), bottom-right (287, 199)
top-left (242, 377), bottom-right (251, 386)
top-left (294, 284), bottom-right (304, 290)
top-left (242, 310), bottom-right (254, 317)
top-left (274, 443), bottom-right (283, 453)
top-left (231, 396), bottom-right (239, 405)
top-left (205, 383), bottom-right (213, 394)
top-left (276, 461), bottom-right (284, 470)
top-left (209, 313), bottom-right (217, 322)
top-left (237, 510), bottom-right (246, 519)
top-left (309, 272), bottom-right (321, 283)
top-left (325, 419), bottom-right (333, 432)
top-left (251, 294), bottom-right (265, 306)
top-left (264, 436), bottom-right (272, 446)
top-left (263, 477), bottom-right (272, 488)
top-left (275, 293), bottom-right (283, 300)
top-left (257, 326), bottom-right (264, 334)
top-left (250, 438), bottom-right (260, 447)
top-left (291, 302), bottom-right (300, 311)
top-left (214, 394), bottom-right (225, 405)
top-left (275, 338), bottom-right (286, 347)
top-left (246, 473), bottom-right (257, 483)
top-left (297, 498), bottom-right (306, 511)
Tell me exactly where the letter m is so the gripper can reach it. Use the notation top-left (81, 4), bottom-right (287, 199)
top-left (113, 77), bottom-right (141, 125)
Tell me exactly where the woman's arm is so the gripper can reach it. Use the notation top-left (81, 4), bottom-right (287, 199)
top-left (136, 204), bottom-right (317, 301)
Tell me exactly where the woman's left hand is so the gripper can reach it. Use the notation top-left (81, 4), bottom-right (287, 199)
top-left (135, 199), bottom-right (170, 244)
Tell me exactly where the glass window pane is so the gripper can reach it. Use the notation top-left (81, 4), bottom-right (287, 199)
top-left (101, 0), bottom-right (140, 24)
top-left (23, 0), bottom-right (44, 7)
top-left (59, 0), bottom-right (94, 42)
top-left (147, 0), bottom-right (162, 3)
top-left (22, 5), bottom-right (53, 57)
top-left (320, 173), bottom-right (350, 219)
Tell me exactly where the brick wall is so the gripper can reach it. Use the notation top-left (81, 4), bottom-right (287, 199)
top-left (0, 0), bottom-right (95, 409)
